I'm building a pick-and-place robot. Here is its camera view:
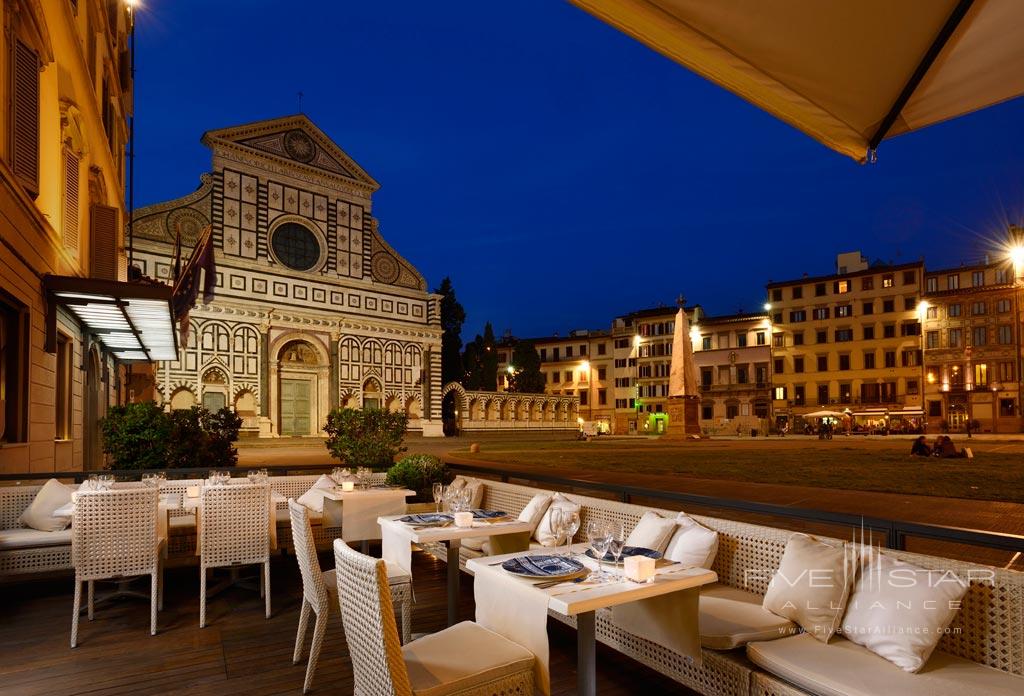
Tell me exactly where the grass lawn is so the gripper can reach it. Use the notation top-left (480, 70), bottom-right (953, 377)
top-left (451, 437), bottom-right (1024, 503)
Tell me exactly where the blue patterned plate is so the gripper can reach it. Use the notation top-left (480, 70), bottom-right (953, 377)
top-left (398, 513), bottom-right (452, 525)
top-left (472, 509), bottom-right (508, 519)
top-left (501, 555), bottom-right (586, 579)
top-left (585, 546), bottom-right (662, 564)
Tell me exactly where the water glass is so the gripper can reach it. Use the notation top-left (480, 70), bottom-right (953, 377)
top-left (432, 482), bottom-right (444, 513)
top-left (142, 473), bottom-right (158, 488)
top-left (96, 474), bottom-right (114, 491)
top-left (549, 508), bottom-right (565, 553)
top-left (608, 521), bottom-right (626, 567)
top-left (330, 467), bottom-right (351, 485)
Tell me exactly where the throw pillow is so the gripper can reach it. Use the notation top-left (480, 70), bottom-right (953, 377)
top-left (534, 493), bottom-right (581, 546)
top-left (663, 512), bottom-right (719, 568)
top-left (517, 493), bottom-right (552, 532)
top-left (762, 534), bottom-right (855, 643)
top-left (20, 479), bottom-right (74, 532)
top-left (296, 474), bottom-right (336, 514)
top-left (624, 511), bottom-right (677, 552)
top-left (841, 550), bottom-right (968, 672)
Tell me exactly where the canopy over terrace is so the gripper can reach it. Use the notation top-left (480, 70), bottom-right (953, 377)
top-left (570, 0), bottom-right (1024, 162)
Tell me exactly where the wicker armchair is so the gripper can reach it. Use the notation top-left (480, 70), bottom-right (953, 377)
top-left (199, 483), bottom-right (271, 628)
top-left (333, 539), bottom-right (535, 696)
top-left (70, 488), bottom-right (163, 648)
top-left (288, 501), bottom-right (412, 693)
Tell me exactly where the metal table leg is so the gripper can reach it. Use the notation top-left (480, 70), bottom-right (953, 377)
top-left (577, 610), bottom-right (596, 696)
top-left (446, 538), bottom-right (461, 626)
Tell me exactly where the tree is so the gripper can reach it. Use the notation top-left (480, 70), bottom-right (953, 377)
top-left (323, 407), bottom-right (408, 468)
top-left (508, 340), bottom-right (546, 393)
top-left (463, 322), bottom-right (499, 391)
top-left (434, 277), bottom-right (465, 386)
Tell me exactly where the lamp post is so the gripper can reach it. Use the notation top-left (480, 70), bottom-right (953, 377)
top-left (1009, 237), bottom-right (1024, 432)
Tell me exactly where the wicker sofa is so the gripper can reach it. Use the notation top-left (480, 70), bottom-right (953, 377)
top-left (0, 472), bottom-right (387, 578)
top-left (449, 476), bottom-right (1024, 696)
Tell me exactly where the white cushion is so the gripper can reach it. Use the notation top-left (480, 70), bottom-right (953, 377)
top-left (699, 583), bottom-right (798, 650)
top-left (403, 620), bottom-right (534, 696)
top-left (296, 475), bottom-right (335, 514)
top-left (482, 539), bottom-right (545, 556)
top-left (762, 534), bottom-right (855, 643)
top-left (625, 511), bottom-right (676, 552)
top-left (748, 634), bottom-right (1024, 696)
top-left (448, 477), bottom-right (468, 490)
top-left (516, 493), bottom-right (552, 532)
top-left (534, 493), bottom-right (580, 546)
top-left (19, 479), bottom-right (73, 532)
top-left (841, 550), bottom-right (968, 672)
top-left (0, 527), bottom-right (73, 550)
top-left (664, 513), bottom-right (719, 568)
top-left (462, 535), bottom-right (487, 552)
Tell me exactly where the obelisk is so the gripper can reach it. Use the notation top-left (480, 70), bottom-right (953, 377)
top-left (663, 298), bottom-right (702, 439)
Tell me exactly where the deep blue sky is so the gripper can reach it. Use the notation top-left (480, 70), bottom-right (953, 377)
top-left (133, 1), bottom-right (1024, 340)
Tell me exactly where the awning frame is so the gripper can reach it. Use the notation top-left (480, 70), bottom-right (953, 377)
top-left (43, 275), bottom-right (178, 363)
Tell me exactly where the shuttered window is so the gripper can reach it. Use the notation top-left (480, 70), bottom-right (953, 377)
top-left (90, 205), bottom-right (119, 280)
top-left (11, 39), bottom-right (40, 196)
top-left (63, 148), bottom-right (81, 254)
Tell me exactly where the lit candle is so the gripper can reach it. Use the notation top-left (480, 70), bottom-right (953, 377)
top-left (623, 555), bottom-right (656, 582)
top-left (453, 511), bottom-right (473, 528)
top-left (341, 481), bottom-right (355, 492)
top-left (186, 486), bottom-right (200, 499)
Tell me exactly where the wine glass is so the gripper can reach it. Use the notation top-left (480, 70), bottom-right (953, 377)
top-left (607, 521), bottom-right (626, 572)
top-left (432, 482), bottom-right (444, 513)
top-left (97, 474), bottom-right (114, 491)
top-left (549, 508), bottom-right (565, 555)
top-left (563, 510), bottom-right (581, 558)
top-left (587, 520), bottom-right (612, 581)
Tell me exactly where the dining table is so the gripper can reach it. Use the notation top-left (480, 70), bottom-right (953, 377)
top-left (378, 513), bottom-right (534, 626)
top-left (467, 544), bottom-right (718, 696)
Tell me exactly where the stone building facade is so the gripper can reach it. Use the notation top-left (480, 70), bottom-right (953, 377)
top-left (131, 116), bottom-right (443, 437)
top-left (922, 260), bottom-right (1022, 433)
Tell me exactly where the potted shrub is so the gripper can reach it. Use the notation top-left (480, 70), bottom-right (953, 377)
top-left (323, 407), bottom-right (408, 469)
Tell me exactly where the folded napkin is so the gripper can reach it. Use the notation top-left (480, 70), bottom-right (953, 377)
top-left (382, 523), bottom-right (412, 577)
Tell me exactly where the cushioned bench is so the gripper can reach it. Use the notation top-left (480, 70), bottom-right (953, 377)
top-left (447, 476), bottom-right (1024, 696)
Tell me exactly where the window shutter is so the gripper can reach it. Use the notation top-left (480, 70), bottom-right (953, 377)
top-left (63, 149), bottom-right (81, 254)
top-left (90, 204), bottom-right (119, 280)
top-left (11, 39), bottom-right (40, 196)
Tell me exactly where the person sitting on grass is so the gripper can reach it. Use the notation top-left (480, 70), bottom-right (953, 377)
top-left (936, 435), bottom-right (966, 458)
top-left (910, 435), bottom-right (932, 457)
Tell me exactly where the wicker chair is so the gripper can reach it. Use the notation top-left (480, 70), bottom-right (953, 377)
top-left (333, 539), bottom-right (535, 696)
top-left (288, 501), bottom-right (412, 693)
top-left (199, 483), bottom-right (271, 628)
top-left (70, 488), bottom-right (163, 648)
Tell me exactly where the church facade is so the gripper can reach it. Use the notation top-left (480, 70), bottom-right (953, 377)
top-left (131, 116), bottom-right (443, 437)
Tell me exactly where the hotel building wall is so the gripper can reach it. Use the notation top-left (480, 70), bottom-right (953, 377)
top-left (0, 0), bottom-right (131, 472)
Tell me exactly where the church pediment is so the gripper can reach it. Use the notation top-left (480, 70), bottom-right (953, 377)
top-left (201, 115), bottom-right (380, 191)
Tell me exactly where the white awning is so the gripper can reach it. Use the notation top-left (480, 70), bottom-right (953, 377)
top-left (891, 409), bottom-right (926, 416)
top-left (570, 0), bottom-right (1024, 161)
top-left (45, 276), bottom-right (178, 363)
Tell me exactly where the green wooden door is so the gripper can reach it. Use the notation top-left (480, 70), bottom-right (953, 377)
top-left (280, 379), bottom-right (311, 436)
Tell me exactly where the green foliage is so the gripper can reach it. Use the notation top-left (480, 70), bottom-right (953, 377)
top-left (508, 340), bottom-right (546, 394)
top-left (435, 277), bottom-right (466, 386)
top-left (386, 453), bottom-right (446, 497)
top-left (323, 407), bottom-right (408, 468)
top-left (100, 402), bottom-right (172, 470)
top-left (101, 402), bottom-right (241, 470)
top-left (462, 321), bottom-right (498, 391)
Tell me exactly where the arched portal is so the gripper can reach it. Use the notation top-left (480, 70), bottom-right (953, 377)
top-left (276, 338), bottom-right (326, 436)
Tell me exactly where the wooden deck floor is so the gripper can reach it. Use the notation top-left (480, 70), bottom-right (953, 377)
top-left (0, 550), bottom-right (697, 695)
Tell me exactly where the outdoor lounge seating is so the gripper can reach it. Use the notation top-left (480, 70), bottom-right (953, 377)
top-left (444, 475), bottom-right (1024, 696)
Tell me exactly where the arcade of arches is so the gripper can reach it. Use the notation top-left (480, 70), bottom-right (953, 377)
top-left (441, 382), bottom-right (580, 433)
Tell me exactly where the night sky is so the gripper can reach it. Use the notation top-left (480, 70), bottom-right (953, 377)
top-left (133, 1), bottom-right (1024, 340)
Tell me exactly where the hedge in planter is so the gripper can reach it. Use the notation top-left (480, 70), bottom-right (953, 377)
top-left (101, 402), bottom-right (241, 470)
top-left (386, 454), bottom-right (446, 501)
top-left (324, 407), bottom-right (407, 469)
